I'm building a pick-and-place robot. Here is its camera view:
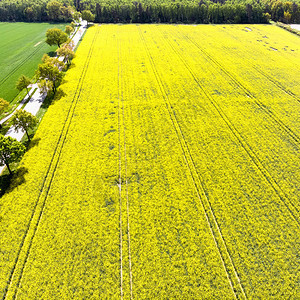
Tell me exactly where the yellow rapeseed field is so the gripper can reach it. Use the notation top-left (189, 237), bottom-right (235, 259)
top-left (0, 24), bottom-right (299, 299)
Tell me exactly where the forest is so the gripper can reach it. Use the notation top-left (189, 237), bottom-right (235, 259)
top-left (0, 0), bottom-right (299, 25)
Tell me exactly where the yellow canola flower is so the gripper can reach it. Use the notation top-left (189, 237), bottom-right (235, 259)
top-left (0, 24), bottom-right (299, 299)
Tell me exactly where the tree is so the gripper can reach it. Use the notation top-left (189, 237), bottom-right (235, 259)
top-left (0, 135), bottom-right (25, 175)
top-left (56, 42), bottom-right (75, 65)
top-left (263, 12), bottom-right (271, 22)
top-left (47, 1), bottom-right (62, 21)
top-left (70, 21), bottom-right (76, 29)
top-left (36, 62), bottom-right (64, 93)
top-left (65, 25), bottom-right (74, 36)
top-left (0, 98), bottom-right (9, 114)
top-left (46, 28), bottom-right (68, 48)
top-left (12, 110), bottom-right (38, 142)
top-left (73, 11), bottom-right (81, 23)
top-left (38, 79), bottom-right (53, 96)
top-left (16, 75), bottom-right (32, 96)
top-left (81, 10), bottom-right (95, 25)
top-left (284, 11), bottom-right (292, 23)
top-left (42, 54), bottom-right (64, 69)
top-left (24, 6), bottom-right (38, 22)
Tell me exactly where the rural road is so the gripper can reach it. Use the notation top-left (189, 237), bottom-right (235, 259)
top-left (0, 22), bottom-right (87, 174)
top-left (290, 24), bottom-right (300, 30)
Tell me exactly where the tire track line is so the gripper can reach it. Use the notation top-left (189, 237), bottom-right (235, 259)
top-left (252, 66), bottom-right (300, 103)
top-left (164, 28), bottom-right (300, 226)
top-left (217, 26), bottom-right (300, 104)
top-left (118, 32), bottom-right (133, 299)
top-left (120, 43), bottom-right (134, 300)
top-left (117, 37), bottom-right (124, 300)
top-left (138, 27), bottom-right (245, 300)
top-left (2, 28), bottom-right (99, 300)
top-left (179, 31), bottom-right (300, 146)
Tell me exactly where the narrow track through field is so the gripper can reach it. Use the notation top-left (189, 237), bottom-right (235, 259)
top-left (118, 33), bottom-right (133, 299)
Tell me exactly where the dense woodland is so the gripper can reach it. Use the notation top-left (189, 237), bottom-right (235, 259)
top-left (0, 0), bottom-right (299, 23)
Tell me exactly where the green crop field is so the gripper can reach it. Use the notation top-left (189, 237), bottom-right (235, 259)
top-left (0, 22), bottom-right (65, 102)
top-left (0, 24), bottom-right (299, 299)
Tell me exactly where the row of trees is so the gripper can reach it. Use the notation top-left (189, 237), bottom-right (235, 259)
top-left (0, 107), bottom-right (38, 175)
top-left (91, 0), bottom-right (300, 24)
top-left (0, 0), bottom-right (74, 22)
top-left (0, 0), bottom-right (299, 23)
top-left (94, 2), bottom-right (269, 23)
top-left (0, 27), bottom-right (76, 176)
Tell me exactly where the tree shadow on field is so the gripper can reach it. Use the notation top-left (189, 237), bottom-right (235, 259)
top-left (68, 62), bottom-right (76, 69)
top-left (24, 137), bottom-right (41, 151)
top-left (0, 167), bottom-right (28, 197)
top-left (47, 51), bottom-right (57, 58)
top-left (54, 88), bottom-right (67, 102)
top-left (41, 88), bottom-right (67, 110)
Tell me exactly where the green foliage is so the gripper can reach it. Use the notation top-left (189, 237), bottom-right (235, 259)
top-left (42, 54), bottom-right (64, 69)
top-left (0, 0), bottom-right (299, 23)
top-left (47, 0), bottom-right (74, 22)
top-left (47, 1), bottom-right (62, 21)
top-left (65, 25), bottom-right (74, 35)
top-left (0, 98), bottom-right (9, 114)
top-left (81, 10), bottom-right (95, 24)
top-left (73, 11), bottom-right (81, 22)
top-left (38, 79), bottom-right (53, 96)
top-left (16, 75), bottom-right (32, 95)
top-left (0, 135), bottom-right (25, 175)
top-left (36, 61), bottom-right (64, 93)
top-left (46, 28), bottom-right (68, 48)
top-left (12, 110), bottom-right (39, 142)
top-left (56, 42), bottom-right (75, 65)
top-left (91, 0), bottom-right (300, 23)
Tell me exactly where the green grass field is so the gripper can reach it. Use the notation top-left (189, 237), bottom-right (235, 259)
top-left (0, 22), bottom-right (65, 102)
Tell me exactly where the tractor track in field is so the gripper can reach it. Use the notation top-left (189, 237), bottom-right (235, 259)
top-left (117, 40), bottom-right (124, 300)
top-left (0, 42), bottom-right (45, 98)
top-left (178, 32), bottom-right (300, 147)
top-left (138, 27), bottom-right (247, 300)
top-left (1, 28), bottom-right (99, 300)
top-left (161, 29), bottom-right (300, 227)
top-left (217, 26), bottom-right (300, 105)
top-left (118, 35), bottom-right (133, 300)
top-left (252, 66), bottom-right (300, 103)
top-left (121, 59), bottom-right (134, 300)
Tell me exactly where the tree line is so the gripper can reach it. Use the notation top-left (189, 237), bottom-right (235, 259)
top-left (0, 25), bottom-right (76, 178)
top-left (0, 0), bottom-right (299, 23)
